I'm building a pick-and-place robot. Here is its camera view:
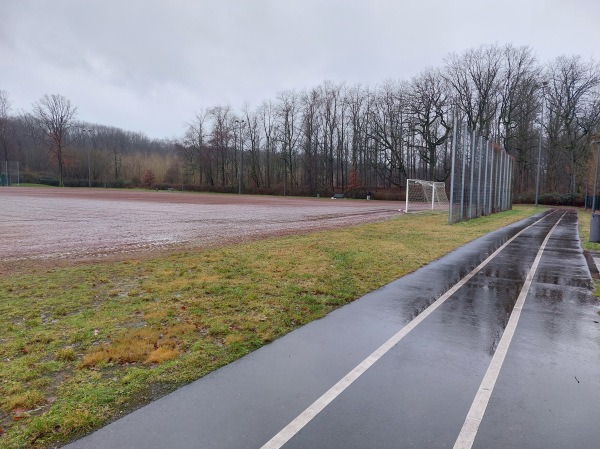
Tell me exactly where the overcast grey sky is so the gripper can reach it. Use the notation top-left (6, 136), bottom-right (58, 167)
top-left (1, 0), bottom-right (599, 139)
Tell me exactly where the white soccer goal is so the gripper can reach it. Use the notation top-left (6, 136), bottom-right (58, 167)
top-left (404, 179), bottom-right (449, 213)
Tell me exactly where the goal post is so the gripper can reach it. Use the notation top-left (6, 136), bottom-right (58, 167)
top-left (404, 179), bottom-right (449, 213)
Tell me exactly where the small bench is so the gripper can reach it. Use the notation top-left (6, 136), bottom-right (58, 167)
top-left (331, 193), bottom-right (344, 199)
top-left (167, 187), bottom-right (175, 192)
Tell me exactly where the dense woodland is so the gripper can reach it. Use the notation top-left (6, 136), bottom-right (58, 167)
top-left (1, 44), bottom-right (599, 200)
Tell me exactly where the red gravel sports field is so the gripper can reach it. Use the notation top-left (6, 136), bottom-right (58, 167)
top-left (1, 188), bottom-right (401, 264)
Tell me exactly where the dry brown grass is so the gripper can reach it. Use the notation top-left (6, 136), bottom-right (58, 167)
top-left (4, 390), bottom-right (46, 411)
top-left (80, 323), bottom-right (198, 368)
top-left (145, 347), bottom-right (179, 364)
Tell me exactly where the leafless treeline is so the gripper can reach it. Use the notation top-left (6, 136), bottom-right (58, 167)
top-left (176, 44), bottom-right (600, 197)
top-left (0, 93), bottom-right (174, 187)
top-left (2, 43), bottom-right (599, 196)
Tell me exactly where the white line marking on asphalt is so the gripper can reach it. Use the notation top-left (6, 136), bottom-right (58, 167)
top-left (453, 212), bottom-right (565, 449)
top-left (261, 212), bottom-right (556, 449)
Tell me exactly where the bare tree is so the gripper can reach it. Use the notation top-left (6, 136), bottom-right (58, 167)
top-left (408, 69), bottom-right (452, 180)
top-left (178, 110), bottom-right (209, 185)
top-left (366, 80), bottom-right (408, 188)
top-left (300, 87), bottom-right (322, 194)
top-left (545, 55), bottom-right (600, 192)
top-left (445, 44), bottom-right (503, 136)
top-left (242, 104), bottom-right (262, 189)
top-left (208, 105), bottom-right (233, 187)
top-left (258, 101), bottom-right (277, 188)
top-left (276, 90), bottom-right (301, 194)
top-left (320, 82), bottom-right (341, 192)
top-left (27, 94), bottom-right (78, 186)
top-left (496, 45), bottom-right (539, 192)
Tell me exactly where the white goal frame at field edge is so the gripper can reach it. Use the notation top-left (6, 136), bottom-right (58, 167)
top-left (404, 179), bottom-right (449, 213)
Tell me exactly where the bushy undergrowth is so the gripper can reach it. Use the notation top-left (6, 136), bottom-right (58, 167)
top-left (513, 191), bottom-right (584, 206)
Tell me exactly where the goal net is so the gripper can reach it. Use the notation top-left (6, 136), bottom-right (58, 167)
top-left (404, 179), bottom-right (449, 213)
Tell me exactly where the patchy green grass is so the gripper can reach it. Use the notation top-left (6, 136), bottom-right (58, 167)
top-left (577, 208), bottom-right (600, 301)
top-left (0, 206), bottom-right (540, 448)
top-left (577, 207), bottom-right (600, 252)
top-left (9, 183), bottom-right (56, 188)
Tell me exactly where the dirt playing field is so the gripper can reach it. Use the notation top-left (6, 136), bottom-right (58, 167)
top-left (1, 188), bottom-right (402, 265)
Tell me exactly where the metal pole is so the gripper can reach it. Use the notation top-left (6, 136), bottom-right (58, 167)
top-left (487, 144), bottom-right (494, 214)
top-left (483, 139), bottom-right (489, 215)
top-left (460, 124), bottom-right (467, 221)
top-left (88, 138), bottom-right (91, 188)
top-left (509, 156), bottom-right (513, 209)
top-left (468, 130), bottom-right (476, 219)
top-left (238, 122), bottom-right (242, 195)
top-left (504, 153), bottom-right (510, 210)
top-left (240, 122), bottom-right (241, 193)
top-left (448, 114), bottom-right (458, 224)
top-left (501, 152), bottom-right (504, 211)
top-left (405, 178), bottom-right (410, 213)
top-left (592, 142), bottom-right (600, 213)
top-left (503, 152), bottom-right (508, 210)
top-left (477, 135), bottom-right (483, 217)
top-left (500, 152), bottom-right (504, 211)
top-left (81, 128), bottom-right (92, 187)
top-left (535, 82), bottom-right (547, 206)
top-left (497, 151), bottom-right (502, 211)
top-left (507, 157), bottom-right (512, 210)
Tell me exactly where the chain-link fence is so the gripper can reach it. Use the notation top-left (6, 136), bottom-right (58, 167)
top-left (448, 121), bottom-right (513, 224)
top-left (1, 161), bottom-right (20, 186)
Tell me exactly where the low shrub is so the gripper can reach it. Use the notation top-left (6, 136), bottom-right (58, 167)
top-left (513, 192), bottom-right (584, 206)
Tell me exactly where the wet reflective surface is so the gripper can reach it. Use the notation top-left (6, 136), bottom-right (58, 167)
top-left (472, 211), bottom-right (600, 449)
top-left (64, 210), bottom-right (600, 449)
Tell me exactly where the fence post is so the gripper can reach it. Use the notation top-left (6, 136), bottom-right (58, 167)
top-left (508, 156), bottom-right (513, 209)
top-left (460, 124), bottom-right (467, 221)
top-left (503, 151), bottom-right (509, 210)
top-left (477, 136), bottom-right (483, 217)
top-left (449, 114), bottom-right (458, 224)
top-left (489, 148), bottom-right (493, 213)
top-left (496, 151), bottom-right (502, 211)
top-left (482, 139), bottom-right (489, 215)
top-left (488, 143), bottom-right (494, 215)
top-left (498, 151), bottom-right (504, 212)
top-left (405, 178), bottom-right (409, 213)
top-left (468, 130), bottom-right (476, 219)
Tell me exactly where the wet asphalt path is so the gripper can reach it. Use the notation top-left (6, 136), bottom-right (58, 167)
top-left (64, 209), bottom-right (600, 449)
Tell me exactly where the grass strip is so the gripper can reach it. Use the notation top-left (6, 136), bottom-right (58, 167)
top-left (577, 208), bottom-right (600, 299)
top-left (0, 206), bottom-right (540, 448)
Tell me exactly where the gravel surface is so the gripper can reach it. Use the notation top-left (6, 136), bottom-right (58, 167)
top-left (1, 188), bottom-right (401, 264)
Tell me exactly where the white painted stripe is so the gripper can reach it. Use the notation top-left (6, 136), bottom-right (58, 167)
top-left (453, 212), bottom-right (565, 449)
top-left (261, 212), bottom-right (555, 449)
